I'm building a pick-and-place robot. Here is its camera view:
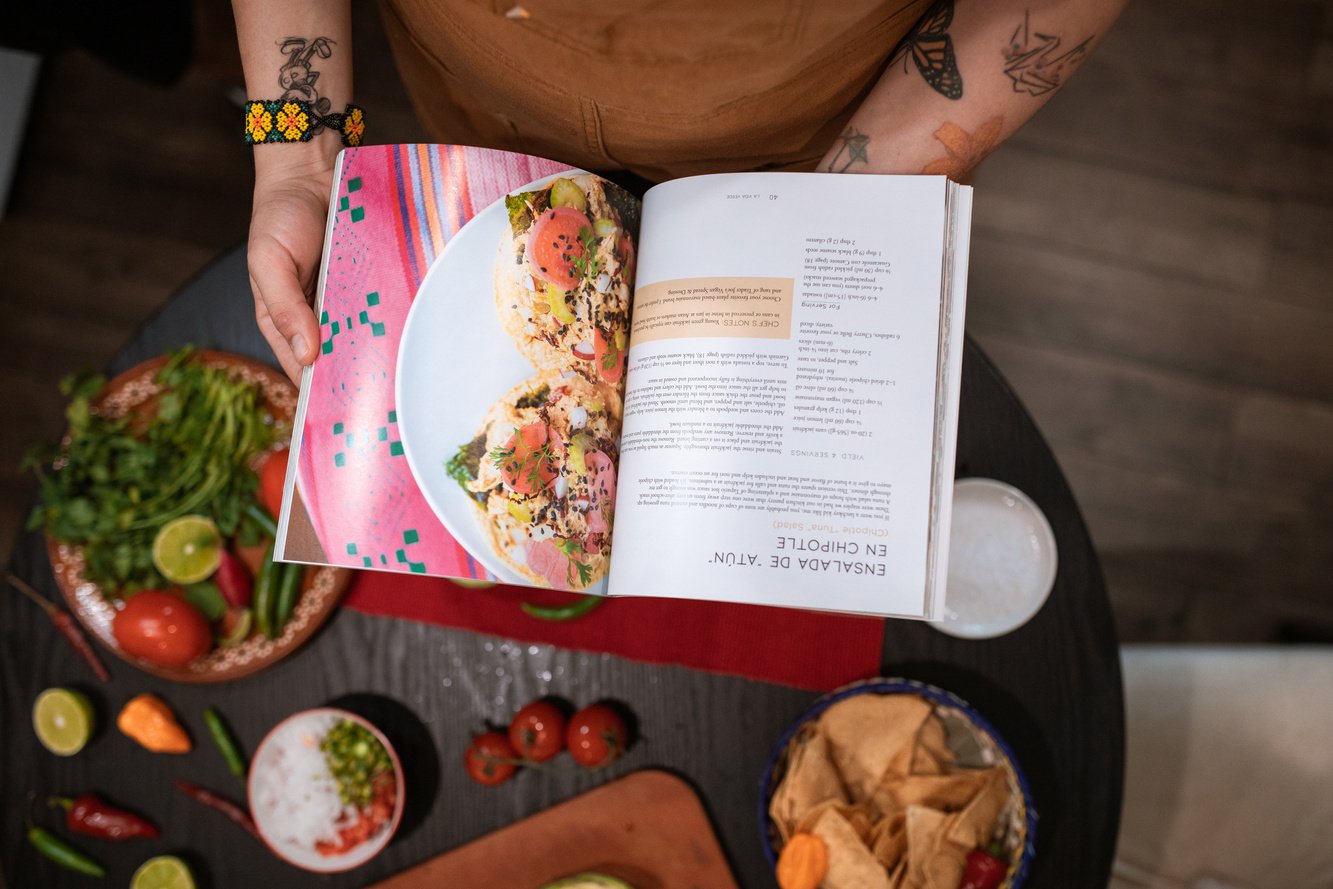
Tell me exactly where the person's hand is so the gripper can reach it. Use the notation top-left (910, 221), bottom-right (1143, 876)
top-left (246, 148), bottom-right (336, 383)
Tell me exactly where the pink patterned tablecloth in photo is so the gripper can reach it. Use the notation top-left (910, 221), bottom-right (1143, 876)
top-left (296, 145), bottom-right (571, 579)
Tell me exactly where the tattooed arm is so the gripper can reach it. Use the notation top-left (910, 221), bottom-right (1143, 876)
top-left (233, 0), bottom-right (352, 381)
top-left (820, 0), bottom-right (1126, 177)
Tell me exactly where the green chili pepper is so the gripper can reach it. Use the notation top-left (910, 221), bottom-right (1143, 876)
top-left (28, 826), bottom-right (105, 877)
top-left (521, 594), bottom-right (604, 621)
top-left (273, 562), bottom-right (303, 636)
top-left (253, 539), bottom-right (277, 639)
top-left (244, 502), bottom-right (278, 538)
top-left (204, 706), bottom-right (247, 778)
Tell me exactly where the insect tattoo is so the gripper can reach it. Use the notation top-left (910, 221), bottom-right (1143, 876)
top-left (1002, 11), bottom-right (1092, 97)
top-left (891, 0), bottom-right (963, 100)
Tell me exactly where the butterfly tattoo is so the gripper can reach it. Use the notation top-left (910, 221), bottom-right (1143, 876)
top-left (891, 0), bottom-right (963, 100)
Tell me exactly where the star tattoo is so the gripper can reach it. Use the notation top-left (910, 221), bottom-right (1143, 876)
top-left (826, 127), bottom-right (871, 173)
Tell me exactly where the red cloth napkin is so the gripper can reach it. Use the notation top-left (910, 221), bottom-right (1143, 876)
top-left (344, 574), bottom-right (884, 692)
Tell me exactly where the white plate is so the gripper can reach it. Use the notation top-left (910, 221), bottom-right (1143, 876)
top-left (396, 172), bottom-right (608, 592)
top-left (935, 478), bottom-right (1058, 639)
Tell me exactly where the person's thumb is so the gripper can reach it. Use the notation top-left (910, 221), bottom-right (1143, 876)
top-left (249, 234), bottom-right (320, 368)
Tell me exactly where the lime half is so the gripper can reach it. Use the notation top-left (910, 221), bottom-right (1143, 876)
top-left (153, 515), bottom-right (221, 584)
top-left (132, 856), bottom-right (196, 889)
top-left (33, 687), bottom-right (93, 756)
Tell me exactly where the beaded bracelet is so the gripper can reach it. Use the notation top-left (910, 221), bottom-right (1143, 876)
top-left (244, 100), bottom-right (365, 147)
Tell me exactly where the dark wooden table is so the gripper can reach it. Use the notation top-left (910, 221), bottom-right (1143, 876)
top-left (1, 246), bottom-right (1123, 889)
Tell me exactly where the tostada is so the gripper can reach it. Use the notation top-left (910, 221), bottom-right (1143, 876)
top-left (495, 175), bottom-right (638, 386)
top-left (449, 372), bottom-right (621, 590)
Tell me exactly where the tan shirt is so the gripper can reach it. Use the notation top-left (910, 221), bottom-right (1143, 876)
top-left (382, 0), bottom-right (930, 181)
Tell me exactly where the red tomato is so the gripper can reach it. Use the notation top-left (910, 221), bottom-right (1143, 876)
top-left (593, 328), bottom-right (625, 384)
top-left (527, 207), bottom-right (592, 292)
top-left (566, 704), bottom-right (629, 768)
top-left (498, 422), bottom-right (559, 496)
top-left (112, 590), bottom-right (212, 668)
top-left (508, 701), bottom-right (567, 763)
top-left (464, 731), bottom-right (519, 786)
top-left (259, 448), bottom-right (289, 518)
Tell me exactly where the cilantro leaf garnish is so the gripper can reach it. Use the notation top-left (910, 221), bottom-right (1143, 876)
top-left (570, 226), bottom-right (603, 281)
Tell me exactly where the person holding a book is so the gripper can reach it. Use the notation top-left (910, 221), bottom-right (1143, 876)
top-left (233, 0), bottom-right (1126, 382)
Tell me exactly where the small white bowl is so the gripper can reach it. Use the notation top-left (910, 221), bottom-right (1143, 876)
top-left (936, 478), bottom-right (1058, 639)
top-left (248, 707), bottom-right (406, 873)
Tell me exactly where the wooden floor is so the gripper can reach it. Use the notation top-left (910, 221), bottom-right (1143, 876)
top-left (2, 0), bottom-right (1329, 641)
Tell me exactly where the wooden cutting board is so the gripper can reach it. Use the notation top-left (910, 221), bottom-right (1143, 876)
top-left (369, 770), bottom-right (741, 889)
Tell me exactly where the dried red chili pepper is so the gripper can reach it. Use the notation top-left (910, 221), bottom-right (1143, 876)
top-left (959, 843), bottom-right (1009, 889)
top-left (7, 573), bottom-right (110, 682)
top-left (173, 780), bottom-right (260, 840)
top-left (50, 794), bottom-right (160, 840)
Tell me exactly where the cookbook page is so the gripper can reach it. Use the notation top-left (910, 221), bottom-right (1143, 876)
top-left (607, 173), bottom-right (959, 617)
top-left (277, 145), bottom-right (640, 595)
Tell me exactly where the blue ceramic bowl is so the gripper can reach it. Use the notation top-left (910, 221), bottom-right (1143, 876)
top-left (758, 678), bottom-right (1037, 889)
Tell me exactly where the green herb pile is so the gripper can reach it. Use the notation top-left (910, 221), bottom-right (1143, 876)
top-left (320, 719), bottom-right (393, 808)
top-left (24, 348), bottom-right (280, 593)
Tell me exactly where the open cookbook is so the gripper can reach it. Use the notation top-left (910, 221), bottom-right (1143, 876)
top-left (275, 144), bottom-right (972, 620)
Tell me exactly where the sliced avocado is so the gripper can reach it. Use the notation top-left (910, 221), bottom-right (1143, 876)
top-left (538, 875), bottom-right (635, 889)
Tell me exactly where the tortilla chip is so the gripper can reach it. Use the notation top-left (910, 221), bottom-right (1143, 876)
top-left (947, 767), bottom-right (1009, 849)
top-left (912, 714), bottom-right (955, 775)
top-left (769, 728), bottom-right (848, 842)
top-left (820, 694), bottom-right (932, 800)
top-left (793, 799), bottom-right (839, 835)
top-left (904, 805), bottom-right (948, 889)
top-left (923, 843), bottom-right (969, 889)
top-left (809, 807), bottom-right (893, 889)
top-left (845, 804), bottom-right (876, 846)
top-left (871, 812), bottom-right (907, 870)
top-left (875, 771), bottom-right (990, 815)
top-left (794, 799), bottom-right (875, 843)
top-left (887, 858), bottom-right (909, 889)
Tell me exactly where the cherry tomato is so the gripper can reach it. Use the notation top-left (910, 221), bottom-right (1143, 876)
top-left (464, 731), bottom-right (519, 786)
top-left (258, 448), bottom-right (289, 518)
top-left (566, 703), bottom-right (629, 768)
top-left (112, 590), bottom-right (212, 668)
top-left (508, 700), bottom-right (567, 763)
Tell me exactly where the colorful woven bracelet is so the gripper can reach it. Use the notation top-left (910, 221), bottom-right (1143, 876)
top-left (244, 100), bottom-right (365, 147)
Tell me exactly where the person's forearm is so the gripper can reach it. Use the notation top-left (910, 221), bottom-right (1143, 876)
top-left (232, 0), bottom-right (353, 177)
top-left (233, 0), bottom-right (354, 380)
top-left (820, 0), bottom-right (1127, 176)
